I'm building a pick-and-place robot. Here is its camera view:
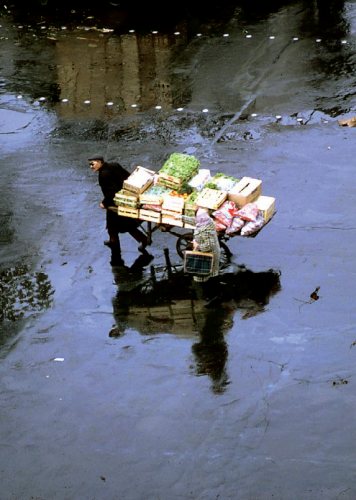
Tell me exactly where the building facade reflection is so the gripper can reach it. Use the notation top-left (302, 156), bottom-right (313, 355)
top-left (54, 30), bottom-right (187, 119)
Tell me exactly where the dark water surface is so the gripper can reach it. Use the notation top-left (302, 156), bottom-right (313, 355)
top-left (1, 1), bottom-right (356, 499)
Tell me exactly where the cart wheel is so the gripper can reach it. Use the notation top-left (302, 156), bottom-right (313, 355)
top-left (176, 232), bottom-right (194, 258)
top-left (219, 240), bottom-right (232, 269)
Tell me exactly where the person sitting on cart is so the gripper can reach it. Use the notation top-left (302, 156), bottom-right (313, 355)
top-left (192, 207), bottom-right (221, 283)
top-left (88, 154), bottom-right (150, 264)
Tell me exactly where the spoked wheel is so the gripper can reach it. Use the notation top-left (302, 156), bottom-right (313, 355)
top-left (176, 233), bottom-right (232, 269)
top-left (176, 232), bottom-right (194, 258)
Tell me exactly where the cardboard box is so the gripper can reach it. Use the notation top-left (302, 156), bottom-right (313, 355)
top-left (228, 177), bottom-right (262, 208)
top-left (255, 195), bottom-right (276, 222)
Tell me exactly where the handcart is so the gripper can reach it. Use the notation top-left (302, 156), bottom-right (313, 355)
top-left (110, 159), bottom-right (276, 270)
top-left (108, 206), bottom-right (272, 269)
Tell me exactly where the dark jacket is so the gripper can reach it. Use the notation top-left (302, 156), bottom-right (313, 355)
top-left (98, 161), bottom-right (141, 234)
top-left (98, 161), bottom-right (129, 208)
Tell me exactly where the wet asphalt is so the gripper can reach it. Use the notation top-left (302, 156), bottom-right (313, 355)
top-left (1, 2), bottom-right (356, 499)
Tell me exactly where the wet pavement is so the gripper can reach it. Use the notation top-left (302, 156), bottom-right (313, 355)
top-left (1, 1), bottom-right (356, 498)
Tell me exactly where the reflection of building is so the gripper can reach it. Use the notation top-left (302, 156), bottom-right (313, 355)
top-left (55, 31), bottom-right (186, 119)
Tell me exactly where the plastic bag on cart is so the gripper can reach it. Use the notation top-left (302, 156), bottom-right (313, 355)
top-left (237, 202), bottom-right (259, 222)
top-left (225, 216), bottom-right (245, 235)
top-left (213, 200), bottom-right (239, 228)
top-left (214, 220), bottom-right (227, 232)
top-left (240, 213), bottom-right (265, 236)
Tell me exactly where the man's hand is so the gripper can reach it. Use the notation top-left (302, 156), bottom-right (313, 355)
top-left (99, 202), bottom-right (105, 209)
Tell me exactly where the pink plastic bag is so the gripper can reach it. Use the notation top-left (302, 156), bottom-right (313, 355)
top-left (213, 200), bottom-right (239, 228)
top-left (237, 202), bottom-right (259, 222)
top-left (240, 213), bottom-right (265, 236)
top-left (225, 216), bottom-right (245, 235)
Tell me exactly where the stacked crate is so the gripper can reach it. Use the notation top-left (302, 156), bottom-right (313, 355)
top-left (139, 185), bottom-right (171, 223)
top-left (115, 166), bottom-right (155, 218)
top-left (157, 153), bottom-right (200, 191)
top-left (196, 187), bottom-right (228, 210)
top-left (114, 189), bottom-right (139, 218)
top-left (183, 191), bottom-right (198, 228)
top-left (161, 192), bottom-right (185, 227)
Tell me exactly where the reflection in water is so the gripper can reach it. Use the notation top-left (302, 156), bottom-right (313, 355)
top-left (112, 264), bottom-right (281, 393)
top-left (0, 263), bottom-right (54, 323)
top-left (54, 31), bottom-right (187, 118)
top-left (5, 0), bottom-right (354, 122)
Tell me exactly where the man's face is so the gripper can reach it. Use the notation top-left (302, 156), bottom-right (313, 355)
top-left (89, 160), bottom-right (103, 172)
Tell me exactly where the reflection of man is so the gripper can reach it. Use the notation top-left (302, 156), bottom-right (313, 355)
top-left (88, 154), bottom-right (150, 265)
top-left (192, 306), bottom-right (231, 394)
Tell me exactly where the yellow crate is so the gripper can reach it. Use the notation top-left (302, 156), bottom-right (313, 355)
top-left (123, 166), bottom-right (155, 194)
top-left (118, 206), bottom-right (139, 218)
top-left (139, 209), bottom-right (161, 223)
top-left (196, 188), bottom-right (227, 210)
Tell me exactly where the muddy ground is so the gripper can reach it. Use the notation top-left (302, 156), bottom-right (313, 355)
top-left (1, 2), bottom-right (356, 499)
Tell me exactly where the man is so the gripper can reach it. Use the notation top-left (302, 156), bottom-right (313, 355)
top-left (88, 154), bottom-right (149, 264)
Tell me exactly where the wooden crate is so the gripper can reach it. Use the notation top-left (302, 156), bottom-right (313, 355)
top-left (157, 173), bottom-right (183, 190)
top-left (255, 195), bottom-right (276, 222)
top-left (184, 192), bottom-right (198, 212)
top-left (114, 190), bottom-right (139, 208)
top-left (139, 208), bottom-right (161, 223)
top-left (139, 186), bottom-right (170, 205)
top-left (161, 216), bottom-right (184, 227)
top-left (182, 215), bottom-right (196, 228)
top-left (158, 152), bottom-right (200, 189)
top-left (162, 208), bottom-right (183, 218)
top-left (162, 194), bottom-right (185, 213)
top-left (118, 206), bottom-right (139, 218)
top-left (196, 188), bottom-right (227, 210)
top-left (123, 166), bottom-right (155, 194)
top-left (228, 177), bottom-right (262, 208)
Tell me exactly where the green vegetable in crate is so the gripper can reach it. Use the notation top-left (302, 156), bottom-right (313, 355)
top-left (159, 153), bottom-right (200, 181)
top-left (210, 173), bottom-right (240, 191)
top-left (204, 181), bottom-right (219, 190)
